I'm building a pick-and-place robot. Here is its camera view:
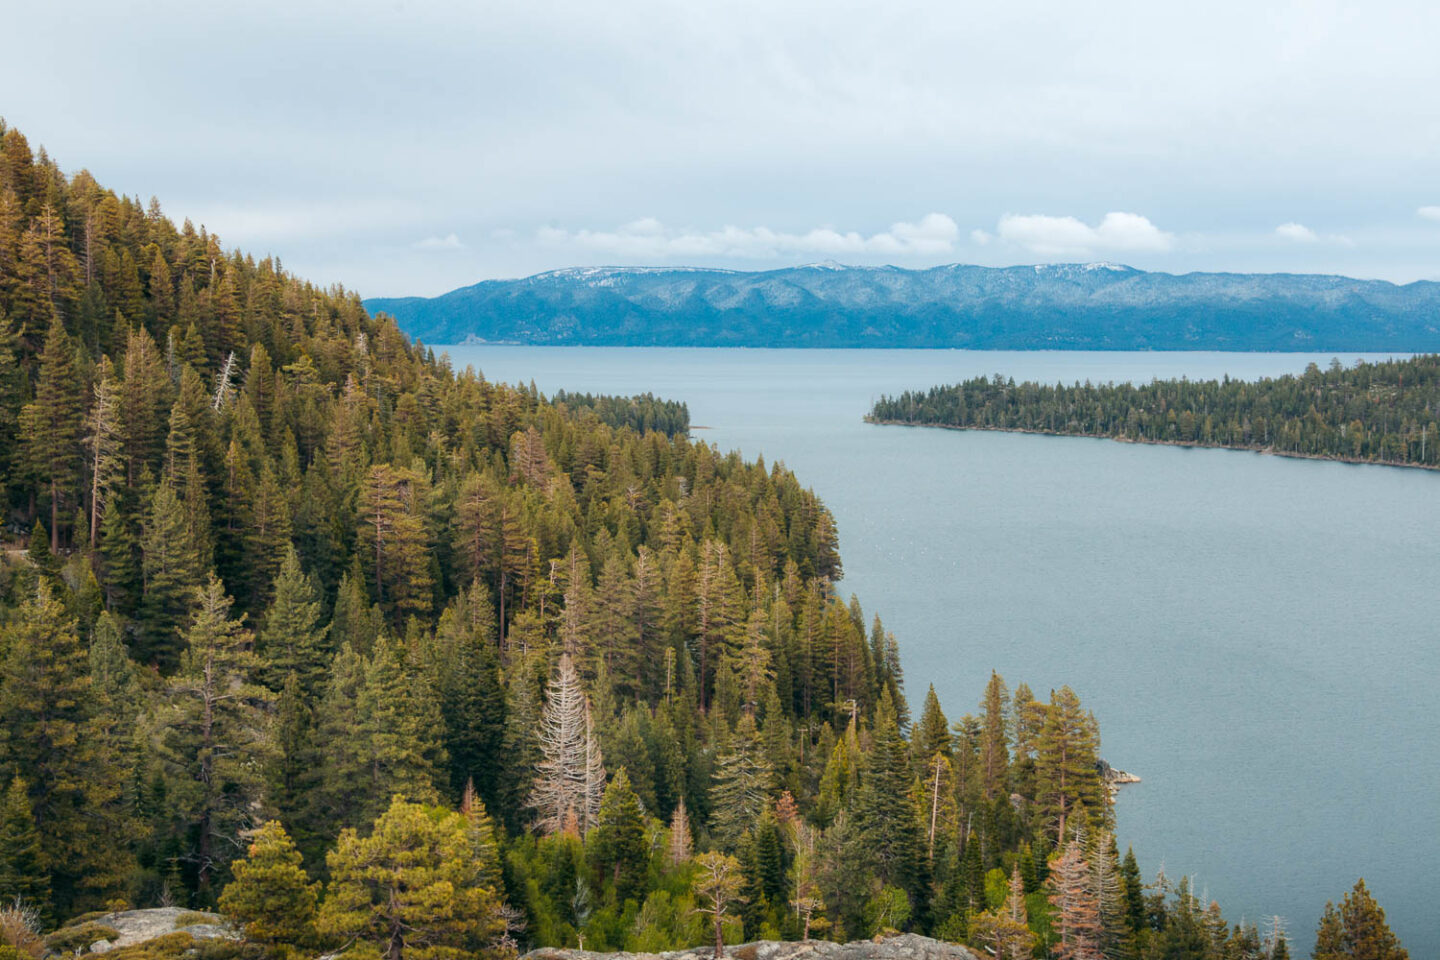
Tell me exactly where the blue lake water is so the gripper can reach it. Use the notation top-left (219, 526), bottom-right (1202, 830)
top-left (440, 346), bottom-right (1437, 956)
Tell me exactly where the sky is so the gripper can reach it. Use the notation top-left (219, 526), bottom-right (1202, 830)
top-left (5, 0), bottom-right (1440, 296)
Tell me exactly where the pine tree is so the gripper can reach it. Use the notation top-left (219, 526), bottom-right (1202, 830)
top-left (137, 477), bottom-right (207, 669)
top-left (362, 464), bottom-right (434, 624)
top-left (692, 851), bottom-right (745, 960)
top-left (1314, 902), bottom-right (1345, 959)
top-left (0, 582), bottom-right (131, 910)
top-left (979, 671), bottom-right (1010, 801)
top-left (709, 714), bottom-right (772, 849)
top-left (84, 356), bottom-right (124, 552)
top-left (217, 820), bottom-right (318, 947)
top-left (1035, 686), bottom-right (1104, 846)
top-left (912, 684), bottom-right (952, 770)
top-left (259, 546), bottom-right (330, 696)
top-left (19, 315), bottom-right (83, 550)
top-left (1313, 879), bottom-right (1409, 960)
top-left (317, 797), bottom-right (503, 960)
top-left (0, 777), bottom-right (47, 912)
top-left (1120, 846), bottom-right (1146, 933)
top-left (1047, 837), bottom-right (1102, 960)
top-left (156, 576), bottom-right (275, 894)
top-left (666, 797), bottom-right (693, 867)
top-left (268, 672), bottom-right (317, 854)
top-left (118, 325), bottom-right (168, 487)
top-left (435, 589), bottom-right (506, 808)
top-left (529, 653), bottom-right (603, 836)
top-left (351, 639), bottom-right (448, 821)
top-left (459, 781), bottom-right (504, 894)
top-left (969, 864), bottom-right (1034, 960)
top-left (310, 644), bottom-right (370, 837)
top-left (498, 660), bottom-right (542, 834)
top-left (853, 689), bottom-right (928, 918)
top-left (589, 767), bottom-right (647, 905)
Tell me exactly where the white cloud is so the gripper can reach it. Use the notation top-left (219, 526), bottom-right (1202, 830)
top-left (994, 212), bottom-right (1174, 256)
top-left (1276, 222), bottom-right (1319, 243)
top-left (536, 214), bottom-right (960, 260)
top-left (970, 229), bottom-right (993, 246)
top-left (413, 233), bottom-right (464, 250)
top-left (1274, 222), bottom-right (1354, 246)
top-left (1418, 206), bottom-right (1440, 222)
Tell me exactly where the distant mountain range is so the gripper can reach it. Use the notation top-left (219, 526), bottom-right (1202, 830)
top-left (364, 262), bottom-right (1440, 350)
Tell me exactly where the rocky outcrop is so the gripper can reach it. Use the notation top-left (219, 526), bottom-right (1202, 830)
top-left (78, 908), bottom-right (235, 953)
top-left (1097, 759), bottom-right (1140, 787)
top-left (522, 934), bottom-right (979, 960)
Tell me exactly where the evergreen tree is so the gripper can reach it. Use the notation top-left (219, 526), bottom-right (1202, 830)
top-left (434, 586), bottom-right (506, 808)
top-left (1120, 846), bottom-right (1146, 933)
top-left (259, 546), bottom-right (330, 696)
top-left (156, 576), bottom-right (275, 894)
top-left (218, 820), bottom-right (318, 948)
top-left (138, 477), bottom-right (208, 669)
top-left (589, 767), bottom-right (647, 906)
top-left (0, 582), bottom-right (130, 910)
top-left (350, 639), bottom-right (448, 822)
top-left (852, 690), bottom-right (928, 921)
top-left (19, 315), bottom-right (83, 550)
top-left (692, 852), bottom-right (745, 960)
top-left (317, 796), bottom-right (504, 960)
top-left (709, 714), bottom-right (772, 849)
top-left (1313, 879), bottom-right (1409, 960)
top-left (1035, 686), bottom-right (1104, 846)
top-left (361, 464), bottom-right (434, 624)
top-left (0, 777), bottom-right (47, 912)
top-left (979, 671), bottom-right (1010, 802)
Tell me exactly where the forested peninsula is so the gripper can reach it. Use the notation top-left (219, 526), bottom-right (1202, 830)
top-left (869, 356), bottom-right (1440, 469)
top-left (0, 121), bottom-right (1407, 960)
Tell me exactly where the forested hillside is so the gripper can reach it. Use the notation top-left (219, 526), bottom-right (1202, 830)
top-left (869, 357), bottom-right (1440, 468)
top-left (0, 121), bottom-right (1404, 960)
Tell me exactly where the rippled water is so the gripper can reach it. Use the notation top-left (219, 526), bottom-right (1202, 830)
top-left (440, 346), bottom-right (1437, 956)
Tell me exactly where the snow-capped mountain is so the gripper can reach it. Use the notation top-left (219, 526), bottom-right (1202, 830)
top-left (363, 263), bottom-right (1440, 350)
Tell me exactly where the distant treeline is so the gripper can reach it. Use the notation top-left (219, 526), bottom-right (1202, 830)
top-left (869, 355), bottom-right (1440, 467)
top-left (550, 390), bottom-right (690, 436)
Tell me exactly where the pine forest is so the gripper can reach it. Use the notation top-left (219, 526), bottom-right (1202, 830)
top-left (0, 123), bottom-right (1407, 960)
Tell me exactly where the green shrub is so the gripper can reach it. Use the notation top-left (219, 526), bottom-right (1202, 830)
top-left (43, 923), bottom-right (121, 955)
top-left (172, 913), bottom-right (215, 929)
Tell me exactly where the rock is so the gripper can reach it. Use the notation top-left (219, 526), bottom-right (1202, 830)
top-left (521, 933), bottom-right (979, 960)
top-left (1097, 758), bottom-right (1140, 787)
top-left (81, 908), bottom-right (236, 949)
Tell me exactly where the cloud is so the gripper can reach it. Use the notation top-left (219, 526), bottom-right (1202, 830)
top-left (1274, 222), bottom-right (1354, 246)
top-left (413, 233), bottom-right (464, 250)
top-left (994, 212), bottom-right (1174, 256)
top-left (1418, 206), bottom-right (1440, 222)
top-left (1275, 222), bottom-right (1319, 242)
top-left (535, 214), bottom-right (960, 260)
top-left (970, 229), bottom-right (993, 246)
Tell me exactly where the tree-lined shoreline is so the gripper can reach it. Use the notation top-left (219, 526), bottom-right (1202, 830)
top-left (868, 356), bottom-right (1440, 471)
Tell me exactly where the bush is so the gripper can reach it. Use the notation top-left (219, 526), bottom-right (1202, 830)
top-left (0, 904), bottom-right (42, 960)
top-left (43, 923), bottom-right (121, 955)
top-left (172, 913), bottom-right (214, 929)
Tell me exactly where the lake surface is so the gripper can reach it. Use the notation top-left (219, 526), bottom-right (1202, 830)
top-left (441, 346), bottom-right (1436, 956)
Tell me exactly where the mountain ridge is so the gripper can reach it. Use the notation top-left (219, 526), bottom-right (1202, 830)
top-left (366, 262), bottom-right (1440, 351)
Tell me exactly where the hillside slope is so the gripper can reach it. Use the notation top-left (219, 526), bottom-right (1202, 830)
top-left (366, 262), bottom-right (1440, 350)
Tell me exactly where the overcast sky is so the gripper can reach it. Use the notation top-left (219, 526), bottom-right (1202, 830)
top-left (6, 0), bottom-right (1440, 295)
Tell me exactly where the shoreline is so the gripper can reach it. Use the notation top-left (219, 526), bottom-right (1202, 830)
top-left (865, 419), bottom-right (1440, 472)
